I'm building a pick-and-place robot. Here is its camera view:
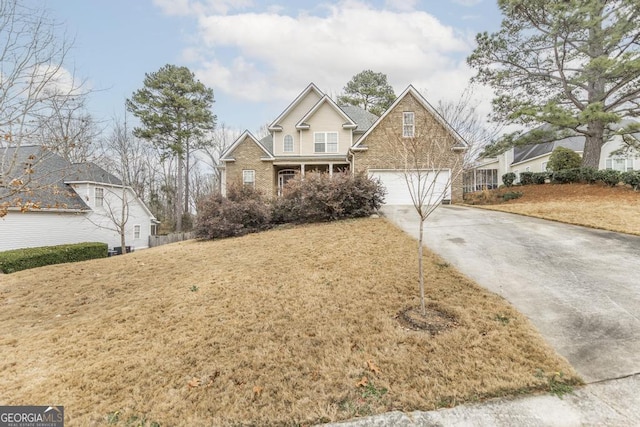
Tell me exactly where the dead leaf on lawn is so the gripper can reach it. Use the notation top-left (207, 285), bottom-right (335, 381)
top-left (187, 377), bottom-right (201, 388)
top-left (367, 359), bottom-right (381, 375)
top-left (356, 376), bottom-right (368, 387)
top-left (252, 386), bottom-right (263, 399)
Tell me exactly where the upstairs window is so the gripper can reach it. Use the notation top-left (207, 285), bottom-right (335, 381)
top-left (283, 135), bottom-right (294, 153)
top-left (403, 112), bottom-right (415, 137)
top-left (314, 132), bottom-right (338, 153)
top-left (243, 170), bottom-right (255, 187)
top-left (95, 187), bottom-right (104, 207)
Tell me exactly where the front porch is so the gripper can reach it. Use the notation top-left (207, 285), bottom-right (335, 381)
top-left (273, 161), bottom-right (350, 195)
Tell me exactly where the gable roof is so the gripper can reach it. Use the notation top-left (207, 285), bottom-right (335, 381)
top-left (352, 85), bottom-right (468, 150)
top-left (512, 119), bottom-right (640, 165)
top-left (1, 146), bottom-right (89, 211)
top-left (65, 162), bottom-right (123, 185)
top-left (220, 130), bottom-right (275, 161)
top-left (295, 95), bottom-right (357, 130)
top-left (512, 136), bottom-right (584, 165)
top-left (268, 83), bottom-right (323, 132)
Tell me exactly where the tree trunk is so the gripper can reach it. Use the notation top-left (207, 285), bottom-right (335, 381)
top-left (184, 149), bottom-right (190, 215)
top-left (176, 154), bottom-right (184, 232)
top-left (582, 122), bottom-right (604, 168)
top-left (418, 216), bottom-right (426, 316)
top-left (582, 7), bottom-right (606, 169)
top-left (120, 187), bottom-right (127, 253)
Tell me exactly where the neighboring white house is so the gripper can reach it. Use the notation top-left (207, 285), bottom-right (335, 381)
top-left (465, 122), bottom-right (639, 191)
top-left (0, 145), bottom-right (158, 252)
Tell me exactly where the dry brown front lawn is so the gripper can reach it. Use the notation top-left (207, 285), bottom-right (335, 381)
top-left (0, 218), bottom-right (578, 426)
top-left (466, 183), bottom-right (640, 236)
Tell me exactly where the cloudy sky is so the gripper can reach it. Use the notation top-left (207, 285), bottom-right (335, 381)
top-left (43, 0), bottom-right (503, 134)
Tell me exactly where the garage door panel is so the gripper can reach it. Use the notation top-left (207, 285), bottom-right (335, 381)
top-left (370, 170), bottom-right (451, 205)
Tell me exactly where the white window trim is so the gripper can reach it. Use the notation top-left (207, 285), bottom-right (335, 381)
top-left (314, 132), bottom-right (338, 153)
top-left (606, 157), bottom-right (633, 172)
top-left (283, 134), bottom-right (294, 153)
top-left (133, 224), bottom-right (141, 239)
top-left (243, 169), bottom-right (255, 187)
top-left (95, 187), bottom-right (104, 207)
top-left (403, 112), bottom-right (415, 138)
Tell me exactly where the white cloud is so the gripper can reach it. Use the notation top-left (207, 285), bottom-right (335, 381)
top-left (384, 0), bottom-right (418, 12)
top-left (188, 0), bottom-right (473, 108)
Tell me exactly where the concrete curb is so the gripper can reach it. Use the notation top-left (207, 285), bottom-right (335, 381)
top-left (320, 374), bottom-right (640, 426)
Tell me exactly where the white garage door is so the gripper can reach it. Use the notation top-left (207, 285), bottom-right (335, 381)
top-left (370, 170), bottom-right (451, 205)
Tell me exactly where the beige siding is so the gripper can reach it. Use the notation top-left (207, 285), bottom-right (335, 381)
top-left (224, 135), bottom-right (275, 196)
top-left (272, 91), bottom-right (322, 156)
top-left (298, 103), bottom-right (352, 156)
top-left (512, 155), bottom-right (554, 175)
top-left (354, 92), bottom-right (465, 203)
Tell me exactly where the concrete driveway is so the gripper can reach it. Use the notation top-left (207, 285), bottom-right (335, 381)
top-left (382, 205), bottom-right (640, 383)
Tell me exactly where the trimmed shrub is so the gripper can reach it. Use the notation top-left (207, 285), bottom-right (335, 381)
top-left (578, 167), bottom-right (598, 184)
top-left (500, 191), bottom-right (523, 201)
top-left (519, 171), bottom-right (534, 185)
top-left (531, 172), bottom-right (549, 184)
top-left (502, 172), bottom-right (516, 187)
top-left (596, 169), bottom-right (622, 187)
top-left (0, 242), bottom-right (108, 274)
top-left (547, 146), bottom-right (582, 171)
top-left (551, 168), bottom-right (581, 184)
top-left (272, 171), bottom-right (386, 224)
top-left (621, 170), bottom-right (640, 191)
top-left (195, 185), bottom-right (271, 240)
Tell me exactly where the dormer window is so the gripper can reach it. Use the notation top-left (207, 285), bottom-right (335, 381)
top-left (283, 134), bottom-right (294, 153)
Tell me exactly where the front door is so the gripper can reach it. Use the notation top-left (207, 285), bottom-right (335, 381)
top-left (278, 169), bottom-right (297, 195)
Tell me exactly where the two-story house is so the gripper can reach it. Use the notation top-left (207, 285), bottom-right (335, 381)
top-left (220, 83), bottom-right (467, 205)
top-left (0, 145), bottom-right (158, 252)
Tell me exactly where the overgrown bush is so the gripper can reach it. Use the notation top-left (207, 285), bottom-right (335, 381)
top-left (272, 171), bottom-right (385, 224)
top-left (621, 170), bottom-right (640, 190)
top-left (195, 185), bottom-right (271, 240)
top-left (547, 146), bottom-right (582, 171)
top-left (596, 169), bottom-right (622, 187)
top-left (502, 172), bottom-right (516, 187)
top-left (0, 242), bottom-right (108, 274)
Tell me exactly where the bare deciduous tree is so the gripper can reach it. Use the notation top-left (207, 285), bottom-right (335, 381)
top-left (384, 112), bottom-right (466, 315)
top-left (0, 0), bottom-right (87, 215)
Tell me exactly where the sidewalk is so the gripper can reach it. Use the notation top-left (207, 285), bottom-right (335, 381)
top-left (320, 374), bottom-right (640, 426)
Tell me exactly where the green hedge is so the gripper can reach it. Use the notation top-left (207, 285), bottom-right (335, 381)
top-left (0, 242), bottom-right (108, 274)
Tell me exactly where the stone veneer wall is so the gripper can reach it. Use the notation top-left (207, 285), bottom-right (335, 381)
top-left (353, 93), bottom-right (465, 203)
top-left (224, 136), bottom-right (275, 196)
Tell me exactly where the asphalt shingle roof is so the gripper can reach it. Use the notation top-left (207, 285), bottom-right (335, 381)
top-left (0, 145), bottom-right (120, 211)
top-left (339, 105), bottom-right (379, 133)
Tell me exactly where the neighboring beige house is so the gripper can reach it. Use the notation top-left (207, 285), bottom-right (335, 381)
top-left (220, 83), bottom-right (468, 204)
top-left (467, 122), bottom-right (640, 191)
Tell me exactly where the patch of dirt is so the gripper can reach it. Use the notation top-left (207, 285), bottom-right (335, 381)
top-left (396, 305), bottom-right (459, 335)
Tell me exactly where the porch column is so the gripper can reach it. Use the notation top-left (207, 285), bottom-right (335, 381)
top-left (301, 164), bottom-right (305, 176)
top-left (329, 163), bottom-right (333, 177)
